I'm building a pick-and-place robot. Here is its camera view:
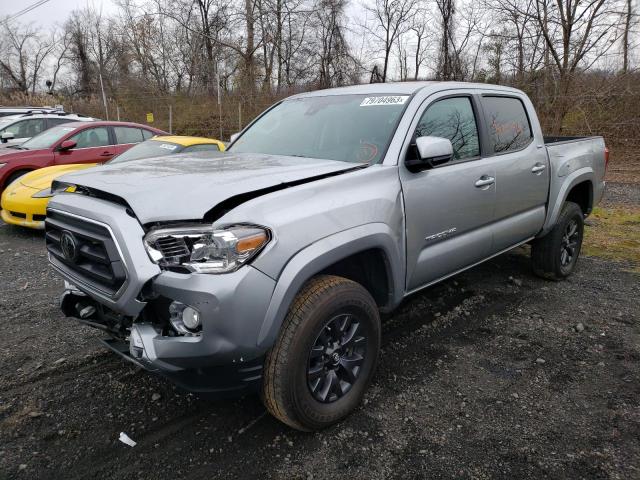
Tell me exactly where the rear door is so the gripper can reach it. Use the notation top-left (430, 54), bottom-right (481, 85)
top-left (54, 126), bottom-right (115, 165)
top-left (479, 95), bottom-right (549, 251)
top-left (400, 92), bottom-right (497, 291)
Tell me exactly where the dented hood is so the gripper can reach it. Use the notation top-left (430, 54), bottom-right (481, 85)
top-left (56, 152), bottom-right (359, 223)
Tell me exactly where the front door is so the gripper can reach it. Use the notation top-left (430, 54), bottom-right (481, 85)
top-left (54, 126), bottom-right (115, 165)
top-left (400, 94), bottom-right (497, 291)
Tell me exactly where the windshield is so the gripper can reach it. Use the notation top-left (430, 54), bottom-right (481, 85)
top-left (20, 125), bottom-right (78, 150)
top-left (229, 94), bottom-right (409, 163)
top-left (0, 117), bottom-right (16, 131)
top-left (109, 140), bottom-right (183, 164)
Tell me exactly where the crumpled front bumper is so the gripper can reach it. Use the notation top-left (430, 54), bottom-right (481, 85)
top-left (49, 193), bottom-right (277, 394)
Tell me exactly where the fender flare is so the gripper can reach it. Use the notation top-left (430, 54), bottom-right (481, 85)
top-left (256, 222), bottom-right (404, 349)
top-left (540, 167), bottom-right (594, 236)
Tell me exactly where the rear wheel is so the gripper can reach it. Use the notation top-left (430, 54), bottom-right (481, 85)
top-left (261, 275), bottom-right (380, 431)
top-left (532, 201), bottom-right (584, 280)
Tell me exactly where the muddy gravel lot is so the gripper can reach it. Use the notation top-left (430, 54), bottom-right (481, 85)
top-left (1, 184), bottom-right (639, 480)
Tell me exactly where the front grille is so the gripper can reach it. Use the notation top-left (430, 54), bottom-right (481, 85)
top-left (33, 214), bottom-right (46, 221)
top-left (45, 210), bottom-right (127, 297)
top-left (10, 211), bottom-right (26, 219)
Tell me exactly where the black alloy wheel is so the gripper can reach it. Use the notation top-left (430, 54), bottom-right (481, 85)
top-left (532, 201), bottom-right (584, 280)
top-left (307, 313), bottom-right (367, 403)
top-left (560, 218), bottom-right (580, 267)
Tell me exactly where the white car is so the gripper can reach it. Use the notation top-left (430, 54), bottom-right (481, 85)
top-left (0, 112), bottom-right (96, 148)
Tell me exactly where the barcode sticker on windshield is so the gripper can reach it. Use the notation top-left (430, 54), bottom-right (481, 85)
top-left (159, 144), bottom-right (178, 150)
top-left (360, 96), bottom-right (409, 107)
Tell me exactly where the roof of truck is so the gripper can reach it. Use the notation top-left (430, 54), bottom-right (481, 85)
top-left (290, 81), bottom-right (524, 99)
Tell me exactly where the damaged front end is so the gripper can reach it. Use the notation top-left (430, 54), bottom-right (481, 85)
top-left (47, 193), bottom-right (276, 396)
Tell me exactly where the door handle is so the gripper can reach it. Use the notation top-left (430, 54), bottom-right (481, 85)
top-left (474, 175), bottom-right (495, 188)
top-left (531, 163), bottom-right (546, 174)
top-left (100, 152), bottom-right (113, 157)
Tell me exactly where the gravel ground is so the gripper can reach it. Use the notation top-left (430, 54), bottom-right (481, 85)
top-left (1, 183), bottom-right (639, 480)
top-left (601, 182), bottom-right (640, 207)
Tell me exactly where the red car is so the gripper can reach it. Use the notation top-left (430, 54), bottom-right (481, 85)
top-left (0, 121), bottom-right (167, 192)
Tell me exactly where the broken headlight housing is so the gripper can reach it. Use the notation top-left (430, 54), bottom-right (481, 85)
top-left (143, 224), bottom-right (270, 274)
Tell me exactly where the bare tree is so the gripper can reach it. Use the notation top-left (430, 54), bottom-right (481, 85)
top-left (434, 0), bottom-right (455, 79)
top-left (317, 0), bottom-right (354, 88)
top-left (0, 21), bottom-right (56, 93)
top-left (409, 13), bottom-right (432, 80)
top-left (531, 0), bottom-right (624, 132)
top-left (48, 28), bottom-right (72, 93)
top-left (621, 0), bottom-right (635, 73)
top-left (363, 0), bottom-right (417, 82)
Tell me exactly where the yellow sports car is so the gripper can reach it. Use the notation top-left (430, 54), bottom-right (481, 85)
top-left (1, 135), bottom-right (225, 229)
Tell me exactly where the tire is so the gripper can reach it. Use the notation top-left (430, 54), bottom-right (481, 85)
top-left (532, 201), bottom-right (584, 280)
top-left (262, 275), bottom-right (381, 431)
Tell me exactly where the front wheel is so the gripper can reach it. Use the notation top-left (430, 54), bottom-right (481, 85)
top-left (532, 201), bottom-right (584, 280)
top-left (261, 275), bottom-right (381, 431)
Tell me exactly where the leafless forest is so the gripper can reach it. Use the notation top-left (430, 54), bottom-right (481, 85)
top-left (0, 0), bottom-right (638, 146)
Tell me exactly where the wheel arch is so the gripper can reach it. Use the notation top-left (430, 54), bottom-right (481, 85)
top-left (565, 180), bottom-right (593, 215)
top-left (1, 167), bottom-right (34, 190)
top-left (256, 223), bottom-right (404, 349)
top-left (540, 168), bottom-right (594, 237)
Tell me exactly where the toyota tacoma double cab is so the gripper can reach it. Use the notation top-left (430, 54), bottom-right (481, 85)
top-left (45, 82), bottom-right (607, 431)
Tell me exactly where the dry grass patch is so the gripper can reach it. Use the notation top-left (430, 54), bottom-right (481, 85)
top-left (583, 206), bottom-right (640, 271)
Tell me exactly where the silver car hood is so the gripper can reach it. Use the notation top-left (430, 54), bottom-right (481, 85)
top-left (57, 152), bottom-right (360, 223)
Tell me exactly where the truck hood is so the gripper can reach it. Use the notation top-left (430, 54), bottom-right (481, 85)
top-left (57, 152), bottom-right (361, 223)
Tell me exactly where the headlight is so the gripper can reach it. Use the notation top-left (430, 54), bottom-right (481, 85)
top-left (0, 163), bottom-right (6, 169)
top-left (143, 224), bottom-right (270, 273)
top-left (32, 188), bottom-right (53, 198)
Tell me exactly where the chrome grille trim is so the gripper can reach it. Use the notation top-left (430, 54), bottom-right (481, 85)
top-left (46, 208), bottom-right (130, 300)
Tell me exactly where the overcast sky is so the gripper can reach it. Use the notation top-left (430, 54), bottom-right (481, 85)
top-left (6, 0), bottom-right (118, 27)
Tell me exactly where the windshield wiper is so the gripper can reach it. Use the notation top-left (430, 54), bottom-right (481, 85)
top-left (6, 145), bottom-right (26, 150)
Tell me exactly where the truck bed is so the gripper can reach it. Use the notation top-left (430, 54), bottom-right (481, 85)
top-left (544, 135), bottom-right (602, 145)
top-left (540, 134), bottom-right (607, 234)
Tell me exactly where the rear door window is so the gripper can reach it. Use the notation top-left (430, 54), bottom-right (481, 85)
top-left (114, 127), bottom-right (145, 144)
top-left (415, 97), bottom-right (480, 160)
top-left (142, 129), bottom-right (155, 140)
top-left (481, 96), bottom-right (533, 153)
top-left (70, 127), bottom-right (111, 148)
top-left (183, 144), bottom-right (220, 153)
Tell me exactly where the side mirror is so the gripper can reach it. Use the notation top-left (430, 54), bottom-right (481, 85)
top-left (229, 132), bottom-right (240, 143)
top-left (406, 136), bottom-right (454, 172)
top-left (58, 139), bottom-right (77, 151)
top-left (1, 132), bottom-right (15, 143)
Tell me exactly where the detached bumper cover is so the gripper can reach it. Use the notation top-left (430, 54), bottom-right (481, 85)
top-left (101, 337), bottom-right (264, 395)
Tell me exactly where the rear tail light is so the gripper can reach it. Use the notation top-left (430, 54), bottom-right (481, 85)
top-left (604, 147), bottom-right (610, 171)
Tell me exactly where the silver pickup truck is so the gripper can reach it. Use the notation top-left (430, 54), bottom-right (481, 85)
top-left (45, 82), bottom-right (607, 431)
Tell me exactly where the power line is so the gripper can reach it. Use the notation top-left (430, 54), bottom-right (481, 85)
top-left (3, 0), bottom-right (52, 24)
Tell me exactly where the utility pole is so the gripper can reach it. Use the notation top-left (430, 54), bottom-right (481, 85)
top-left (217, 66), bottom-right (222, 139)
top-left (98, 71), bottom-right (109, 120)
